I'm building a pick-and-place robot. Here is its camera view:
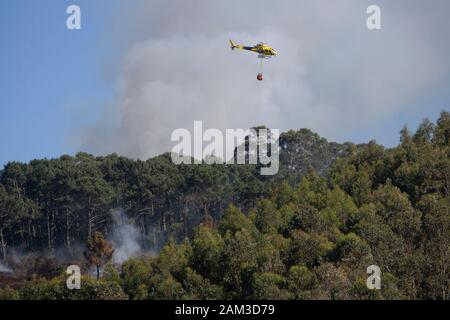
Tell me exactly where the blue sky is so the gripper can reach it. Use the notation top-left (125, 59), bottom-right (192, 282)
top-left (0, 0), bottom-right (119, 166)
top-left (1, 1), bottom-right (449, 167)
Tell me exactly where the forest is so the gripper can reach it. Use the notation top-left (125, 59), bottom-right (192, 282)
top-left (0, 111), bottom-right (448, 300)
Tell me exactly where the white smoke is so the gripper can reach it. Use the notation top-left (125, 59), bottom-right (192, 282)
top-left (0, 261), bottom-right (12, 273)
top-left (110, 209), bottom-right (142, 264)
top-left (80, 0), bottom-right (450, 156)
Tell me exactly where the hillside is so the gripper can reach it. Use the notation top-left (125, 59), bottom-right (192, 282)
top-left (0, 127), bottom-right (352, 255)
top-left (0, 111), bottom-right (449, 300)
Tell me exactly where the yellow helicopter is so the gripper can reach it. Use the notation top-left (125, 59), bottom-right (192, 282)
top-left (229, 40), bottom-right (278, 59)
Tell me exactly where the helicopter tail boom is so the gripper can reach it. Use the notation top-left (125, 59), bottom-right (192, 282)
top-left (229, 40), bottom-right (245, 51)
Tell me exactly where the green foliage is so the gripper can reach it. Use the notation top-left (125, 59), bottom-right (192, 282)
top-left (148, 272), bottom-right (184, 300)
top-left (181, 267), bottom-right (223, 299)
top-left (1, 112), bottom-right (449, 300)
top-left (18, 275), bottom-right (127, 300)
top-left (252, 272), bottom-right (291, 300)
top-left (256, 234), bottom-right (285, 274)
top-left (191, 225), bottom-right (225, 283)
top-left (286, 265), bottom-right (318, 299)
top-left (218, 205), bottom-right (255, 236)
top-left (314, 262), bottom-right (351, 300)
top-left (222, 228), bottom-right (259, 298)
top-left (120, 258), bottom-right (152, 299)
top-left (254, 199), bottom-right (280, 234)
top-left (0, 287), bottom-right (19, 300)
top-left (103, 264), bottom-right (121, 284)
top-left (331, 233), bottom-right (372, 273)
top-left (157, 239), bottom-right (192, 279)
top-left (288, 230), bottom-right (333, 268)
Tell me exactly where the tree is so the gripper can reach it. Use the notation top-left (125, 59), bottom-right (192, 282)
top-left (256, 234), bottom-right (285, 274)
top-left (252, 272), bottom-right (291, 300)
top-left (433, 111), bottom-right (450, 146)
top-left (418, 194), bottom-right (450, 300)
top-left (286, 265), bottom-right (318, 299)
top-left (148, 272), bottom-right (184, 300)
top-left (218, 205), bottom-right (255, 236)
top-left (287, 230), bottom-right (333, 268)
top-left (413, 118), bottom-right (434, 144)
top-left (84, 231), bottom-right (114, 280)
top-left (331, 233), bottom-right (372, 275)
top-left (0, 185), bottom-right (12, 261)
top-left (190, 225), bottom-right (225, 283)
top-left (157, 238), bottom-right (191, 280)
top-left (254, 199), bottom-right (280, 234)
top-left (181, 267), bottom-right (223, 299)
top-left (223, 228), bottom-right (258, 298)
top-left (120, 258), bottom-right (152, 300)
top-left (314, 262), bottom-right (351, 300)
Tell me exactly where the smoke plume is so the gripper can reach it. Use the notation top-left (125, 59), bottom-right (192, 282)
top-left (80, 0), bottom-right (450, 157)
top-left (110, 209), bottom-right (143, 264)
top-left (0, 261), bottom-right (12, 273)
